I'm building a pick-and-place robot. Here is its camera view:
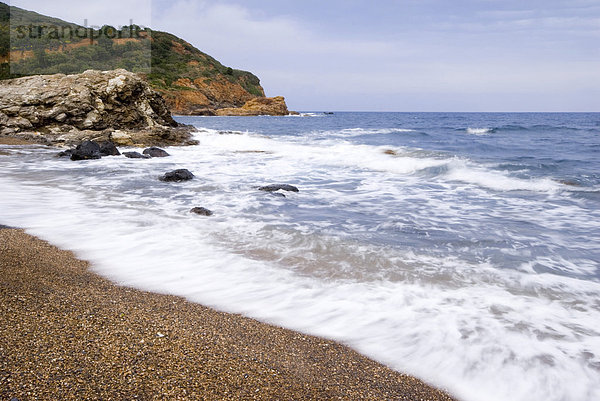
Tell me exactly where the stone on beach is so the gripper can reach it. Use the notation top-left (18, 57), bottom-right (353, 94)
top-left (143, 147), bottom-right (170, 157)
top-left (99, 141), bottom-right (121, 156)
top-left (160, 169), bottom-right (195, 182)
top-left (258, 184), bottom-right (299, 193)
top-left (190, 207), bottom-right (213, 216)
top-left (70, 140), bottom-right (102, 161)
top-left (122, 151), bottom-right (150, 159)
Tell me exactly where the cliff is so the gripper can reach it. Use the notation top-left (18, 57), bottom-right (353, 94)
top-left (146, 30), bottom-right (266, 115)
top-left (0, 2), bottom-right (292, 116)
top-left (0, 69), bottom-right (196, 146)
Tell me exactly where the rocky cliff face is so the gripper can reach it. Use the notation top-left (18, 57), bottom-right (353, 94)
top-left (215, 96), bottom-right (294, 116)
top-left (160, 76), bottom-right (261, 116)
top-left (0, 69), bottom-right (196, 146)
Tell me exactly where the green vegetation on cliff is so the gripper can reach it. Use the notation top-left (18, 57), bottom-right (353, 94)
top-left (0, 2), bottom-right (265, 113)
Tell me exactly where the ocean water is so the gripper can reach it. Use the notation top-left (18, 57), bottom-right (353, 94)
top-left (1, 112), bottom-right (599, 401)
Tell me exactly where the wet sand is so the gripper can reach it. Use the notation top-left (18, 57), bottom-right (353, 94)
top-left (0, 227), bottom-right (456, 400)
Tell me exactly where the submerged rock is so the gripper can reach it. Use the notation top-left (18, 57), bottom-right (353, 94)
top-left (143, 147), bottom-right (170, 157)
top-left (160, 169), bottom-right (194, 182)
top-left (70, 141), bottom-right (101, 161)
top-left (57, 149), bottom-right (73, 158)
top-left (258, 184), bottom-right (299, 193)
top-left (190, 207), bottom-right (213, 216)
top-left (123, 151), bottom-right (150, 159)
top-left (99, 141), bottom-right (121, 156)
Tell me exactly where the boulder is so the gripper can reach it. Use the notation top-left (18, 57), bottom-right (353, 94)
top-left (99, 141), bottom-right (121, 156)
top-left (160, 169), bottom-right (194, 182)
top-left (190, 207), bottom-right (213, 216)
top-left (70, 141), bottom-right (102, 161)
top-left (258, 184), bottom-right (299, 193)
top-left (123, 151), bottom-right (150, 159)
top-left (143, 147), bottom-right (170, 157)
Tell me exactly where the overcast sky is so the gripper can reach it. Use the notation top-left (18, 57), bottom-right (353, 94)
top-left (10, 0), bottom-right (600, 111)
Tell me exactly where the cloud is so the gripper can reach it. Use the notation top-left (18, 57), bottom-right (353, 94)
top-left (11, 0), bottom-right (600, 111)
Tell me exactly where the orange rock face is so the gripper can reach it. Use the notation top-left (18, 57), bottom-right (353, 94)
top-left (160, 76), bottom-right (265, 115)
top-left (215, 96), bottom-right (291, 116)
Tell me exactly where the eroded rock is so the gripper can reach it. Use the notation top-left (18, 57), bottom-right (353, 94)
top-left (0, 69), bottom-right (195, 146)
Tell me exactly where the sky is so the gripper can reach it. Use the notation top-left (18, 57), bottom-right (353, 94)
top-left (10, 0), bottom-right (600, 111)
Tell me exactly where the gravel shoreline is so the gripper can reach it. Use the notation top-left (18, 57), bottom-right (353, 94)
top-left (0, 227), bottom-right (456, 400)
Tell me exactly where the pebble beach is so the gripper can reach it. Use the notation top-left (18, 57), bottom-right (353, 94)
top-left (0, 227), bottom-right (456, 400)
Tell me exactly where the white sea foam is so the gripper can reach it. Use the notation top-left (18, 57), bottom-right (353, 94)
top-left (324, 127), bottom-right (417, 137)
top-left (466, 127), bottom-right (493, 135)
top-left (445, 160), bottom-right (563, 192)
top-left (1, 135), bottom-right (599, 401)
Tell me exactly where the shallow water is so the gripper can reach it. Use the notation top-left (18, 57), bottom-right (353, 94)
top-left (1, 112), bottom-right (599, 401)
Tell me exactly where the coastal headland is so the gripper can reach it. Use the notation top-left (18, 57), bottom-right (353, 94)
top-left (0, 227), bottom-right (456, 400)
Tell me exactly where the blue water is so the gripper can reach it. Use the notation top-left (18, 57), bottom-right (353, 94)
top-left (1, 112), bottom-right (599, 401)
top-left (177, 112), bottom-right (600, 280)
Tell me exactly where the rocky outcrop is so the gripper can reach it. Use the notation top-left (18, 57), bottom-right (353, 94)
top-left (216, 96), bottom-right (293, 116)
top-left (0, 69), bottom-right (196, 146)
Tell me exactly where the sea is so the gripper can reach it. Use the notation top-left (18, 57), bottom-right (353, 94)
top-left (1, 112), bottom-right (599, 401)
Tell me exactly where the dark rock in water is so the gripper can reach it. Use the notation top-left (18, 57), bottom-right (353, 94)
top-left (270, 192), bottom-right (286, 198)
top-left (57, 149), bottom-right (73, 157)
top-left (143, 147), bottom-right (170, 157)
top-left (258, 184), bottom-right (299, 193)
top-left (99, 141), bottom-right (121, 156)
top-left (190, 207), bottom-right (213, 216)
top-left (70, 140), bottom-right (101, 161)
top-left (123, 151), bottom-right (150, 159)
top-left (0, 224), bottom-right (15, 229)
top-left (160, 169), bottom-right (194, 182)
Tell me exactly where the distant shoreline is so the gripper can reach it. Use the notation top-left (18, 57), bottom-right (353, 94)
top-left (0, 227), bottom-right (456, 400)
